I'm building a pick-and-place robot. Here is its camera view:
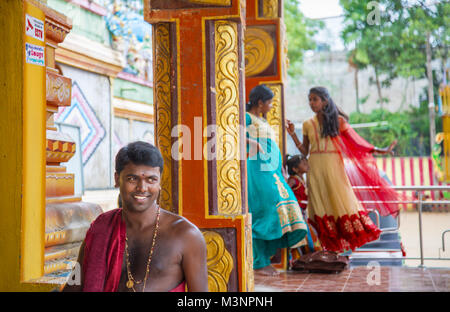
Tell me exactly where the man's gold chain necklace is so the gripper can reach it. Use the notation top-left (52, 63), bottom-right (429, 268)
top-left (125, 205), bottom-right (161, 292)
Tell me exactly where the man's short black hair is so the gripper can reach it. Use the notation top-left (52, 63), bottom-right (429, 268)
top-left (115, 141), bottom-right (164, 175)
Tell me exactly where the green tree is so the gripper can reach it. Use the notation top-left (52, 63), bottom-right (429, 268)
top-left (341, 0), bottom-right (449, 156)
top-left (405, 1), bottom-right (450, 154)
top-left (349, 96), bottom-right (443, 157)
top-left (284, 0), bottom-right (323, 77)
top-left (341, 0), bottom-right (410, 107)
top-left (340, 0), bottom-right (449, 105)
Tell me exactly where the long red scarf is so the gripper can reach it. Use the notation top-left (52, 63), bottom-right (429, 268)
top-left (82, 208), bottom-right (126, 292)
top-left (331, 119), bottom-right (402, 217)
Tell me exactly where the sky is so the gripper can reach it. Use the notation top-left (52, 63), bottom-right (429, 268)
top-left (298, 0), bottom-right (344, 19)
top-left (298, 0), bottom-right (442, 19)
top-left (297, 0), bottom-right (441, 51)
top-left (298, 0), bottom-right (346, 51)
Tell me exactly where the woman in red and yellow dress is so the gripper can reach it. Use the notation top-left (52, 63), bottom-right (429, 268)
top-left (286, 87), bottom-right (399, 252)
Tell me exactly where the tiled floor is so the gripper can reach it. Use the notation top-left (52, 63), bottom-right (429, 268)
top-left (254, 266), bottom-right (450, 292)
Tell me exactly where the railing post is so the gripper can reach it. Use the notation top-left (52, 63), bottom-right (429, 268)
top-left (418, 191), bottom-right (425, 267)
top-left (442, 230), bottom-right (450, 252)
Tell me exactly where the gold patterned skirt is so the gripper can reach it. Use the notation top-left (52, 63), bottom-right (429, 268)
top-left (306, 152), bottom-right (381, 252)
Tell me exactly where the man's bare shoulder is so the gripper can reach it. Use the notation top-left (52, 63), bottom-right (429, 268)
top-left (160, 209), bottom-right (204, 241)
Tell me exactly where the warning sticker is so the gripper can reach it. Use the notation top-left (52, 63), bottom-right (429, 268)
top-left (25, 14), bottom-right (44, 42)
top-left (25, 43), bottom-right (45, 66)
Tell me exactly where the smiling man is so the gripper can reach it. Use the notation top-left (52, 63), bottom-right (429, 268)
top-left (63, 141), bottom-right (208, 292)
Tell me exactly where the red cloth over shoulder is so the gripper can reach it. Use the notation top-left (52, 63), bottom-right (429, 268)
top-left (332, 117), bottom-right (402, 217)
top-left (82, 208), bottom-right (125, 292)
top-left (338, 117), bottom-right (375, 153)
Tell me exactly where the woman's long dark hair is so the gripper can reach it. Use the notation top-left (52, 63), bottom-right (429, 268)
top-left (309, 86), bottom-right (346, 138)
top-left (246, 84), bottom-right (274, 112)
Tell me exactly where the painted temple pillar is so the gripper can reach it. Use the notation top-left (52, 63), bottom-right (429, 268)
top-left (144, 1), bottom-right (253, 291)
top-left (43, 4), bottom-right (102, 283)
top-left (244, 0), bottom-right (289, 270)
top-left (0, 0), bottom-right (100, 291)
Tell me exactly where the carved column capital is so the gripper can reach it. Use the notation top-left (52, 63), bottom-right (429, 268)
top-left (43, 6), bottom-right (72, 47)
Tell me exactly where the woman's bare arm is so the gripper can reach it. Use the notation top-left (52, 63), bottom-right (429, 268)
top-left (286, 120), bottom-right (309, 156)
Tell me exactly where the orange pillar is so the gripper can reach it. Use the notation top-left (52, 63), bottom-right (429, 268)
top-left (145, 0), bottom-right (253, 291)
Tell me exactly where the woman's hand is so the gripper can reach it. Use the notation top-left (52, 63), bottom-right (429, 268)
top-left (386, 140), bottom-right (398, 155)
top-left (374, 140), bottom-right (398, 155)
top-left (286, 120), bottom-right (295, 136)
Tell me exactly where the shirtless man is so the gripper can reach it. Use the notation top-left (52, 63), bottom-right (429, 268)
top-left (63, 141), bottom-right (208, 292)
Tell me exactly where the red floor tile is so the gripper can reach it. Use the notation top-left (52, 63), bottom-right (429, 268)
top-left (253, 266), bottom-right (450, 292)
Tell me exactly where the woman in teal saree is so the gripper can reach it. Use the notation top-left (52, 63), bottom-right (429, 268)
top-left (246, 85), bottom-right (307, 275)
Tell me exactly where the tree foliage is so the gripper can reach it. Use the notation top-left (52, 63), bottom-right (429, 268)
top-left (284, 0), bottom-right (323, 77)
top-left (349, 97), bottom-right (442, 157)
top-left (340, 0), bottom-right (449, 105)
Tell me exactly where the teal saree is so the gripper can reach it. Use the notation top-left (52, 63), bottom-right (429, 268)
top-left (246, 112), bottom-right (307, 269)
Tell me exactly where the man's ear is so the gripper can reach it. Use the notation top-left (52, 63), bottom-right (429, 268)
top-left (114, 172), bottom-right (119, 188)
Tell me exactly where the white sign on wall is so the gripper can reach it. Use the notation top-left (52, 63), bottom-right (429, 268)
top-left (25, 14), bottom-right (44, 42)
top-left (25, 43), bottom-right (45, 66)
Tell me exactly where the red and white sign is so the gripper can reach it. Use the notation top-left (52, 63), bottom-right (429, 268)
top-left (25, 14), bottom-right (44, 42)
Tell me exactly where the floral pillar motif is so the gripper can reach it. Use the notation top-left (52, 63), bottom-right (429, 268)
top-left (153, 23), bottom-right (174, 212)
top-left (262, 0), bottom-right (279, 19)
top-left (244, 27), bottom-right (275, 77)
top-left (214, 21), bottom-right (242, 216)
top-left (202, 231), bottom-right (234, 292)
top-left (265, 83), bottom-right (283, 147)
top-left (145, 1), bottom-right (250, 292)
